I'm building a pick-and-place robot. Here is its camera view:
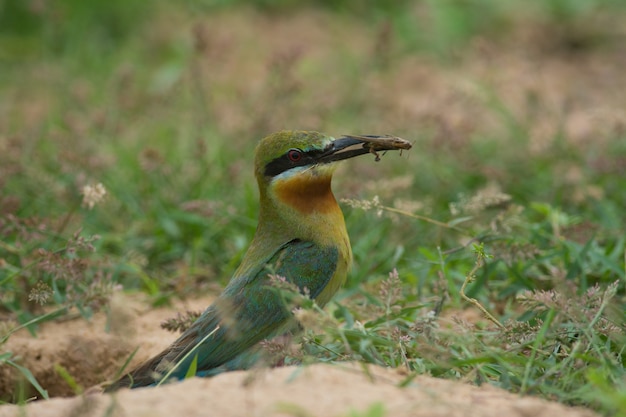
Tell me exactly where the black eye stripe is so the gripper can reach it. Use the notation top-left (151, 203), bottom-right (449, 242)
top-left (264, 149), bottom-right (325, 178)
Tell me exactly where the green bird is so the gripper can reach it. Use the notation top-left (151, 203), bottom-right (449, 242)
top-left (105, 130), bottom-right (410, 390)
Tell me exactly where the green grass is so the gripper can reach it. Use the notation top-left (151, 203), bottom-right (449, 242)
top-left (1, 0), bottom-right (625, 414)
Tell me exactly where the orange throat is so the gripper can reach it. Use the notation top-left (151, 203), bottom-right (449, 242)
top-left (273, 174), bottom-right (339, 214)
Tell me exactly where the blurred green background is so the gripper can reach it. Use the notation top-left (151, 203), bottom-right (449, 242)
top-left (1, 0), bottom-right (625, 412)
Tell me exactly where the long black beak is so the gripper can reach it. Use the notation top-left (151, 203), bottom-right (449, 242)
top-left (319, 135), bottom-right (412, 163)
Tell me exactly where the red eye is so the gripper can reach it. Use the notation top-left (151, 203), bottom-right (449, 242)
top-left (287, 149), bottom-right (302, 162)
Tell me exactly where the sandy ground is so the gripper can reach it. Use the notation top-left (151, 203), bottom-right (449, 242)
top-left (0, 364), bottom-right (600, 417)
top-left (0, 294), bottom-right (599, 417)
top-left (0, 294), bottom-right (212, 399)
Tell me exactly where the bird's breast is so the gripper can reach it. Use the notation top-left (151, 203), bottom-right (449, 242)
top-left (273, 174), bottom-right (339, 215)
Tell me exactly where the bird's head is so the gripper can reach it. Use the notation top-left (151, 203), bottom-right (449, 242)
top-left (256, 131), bottom-right (337, 183)
top-left (255, 129), bottom-right (405, 182)
top-left (254, 130), bottom-right (408, 217)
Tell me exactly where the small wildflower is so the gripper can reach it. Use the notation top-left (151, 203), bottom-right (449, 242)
top-left (259, 334), bottom-right (302, 365)
top-left (354, 320), bottom-right (366, 332)
top-left (66, 228), bottom-right (100, 254)
top-left (81, 183), bottom-right (107, 210)
top-left (28, 281), bottom-right (53, 306)
top-left (293, 307), bottom-right (316, 327)
top-left (161, 310), bottom-right (203, 333)
top-left (373, 195), bottom-right (383, 217)
top-left (380, 268), bottom-right (402, 312)
top-left (391, 326), bottom-right (411, 343)
top-left (269, 274), bottom-right (287, 284)
top-left (449, 183), bottom-right (511, 216)
top-left (268, 274), bottom-right (301, 294)
top-left (341, 195), bottom-right (383, 217)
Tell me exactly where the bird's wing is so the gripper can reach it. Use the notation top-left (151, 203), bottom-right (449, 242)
top-left (186, 239), bottom-right (339, 369)
top-left (109, 239), bottom-right (338, 389)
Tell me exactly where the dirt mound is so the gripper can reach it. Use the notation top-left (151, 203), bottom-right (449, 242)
top-left (0, 294), bottom-right (211, 399)
top-left (0, 323), bottom-right (127, 398)
top-left (0, 363), bottom-right (598, 417)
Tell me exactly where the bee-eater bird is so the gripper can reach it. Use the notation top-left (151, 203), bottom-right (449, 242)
top-left (105, 130), bottom-right (410, 391)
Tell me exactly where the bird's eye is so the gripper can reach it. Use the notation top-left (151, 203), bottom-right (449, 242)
top-left (287, 149), bottom-right (302, 162)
